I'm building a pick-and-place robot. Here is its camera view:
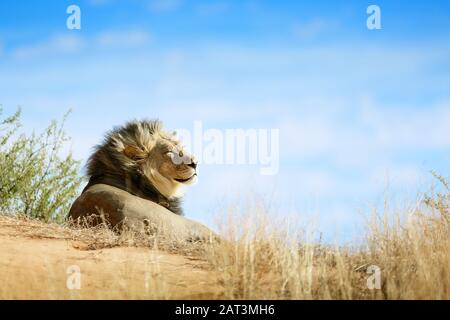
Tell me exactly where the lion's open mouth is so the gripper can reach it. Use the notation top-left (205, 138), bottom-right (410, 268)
top-left (174, 173), bottom-right (197, 183)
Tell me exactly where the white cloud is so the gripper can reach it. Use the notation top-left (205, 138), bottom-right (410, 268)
top-left (278, 106), bottom-right (374, 167)
top-left (361, 99), bottom-right (450, 149)
top-left (278, 97), bottom-right (450, 169)
top-left (292, 18), bottom-right (338, 40)
top-left (8, 30), bottom-right (152, 60)
top-left (11, 35), bottom-right (85, 60)
top-left (96, 30), bottom-right (152, 48)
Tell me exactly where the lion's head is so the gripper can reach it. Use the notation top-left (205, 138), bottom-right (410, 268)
top-left (85, 120), bottom-right (197, 208)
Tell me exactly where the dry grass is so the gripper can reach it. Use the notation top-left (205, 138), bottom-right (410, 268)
top-left (203, 196), bottom-right (450, 299)
top-left (0, 190), bottom-right (449, 300)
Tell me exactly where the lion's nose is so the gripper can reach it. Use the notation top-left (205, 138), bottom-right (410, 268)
top-left (188, 162), bottom-right (197, 169)
top-left (188, 158), bottom-right (197, 169)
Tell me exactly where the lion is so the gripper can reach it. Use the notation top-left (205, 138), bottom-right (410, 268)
top-left (68, 120), bottom-right (215, 242)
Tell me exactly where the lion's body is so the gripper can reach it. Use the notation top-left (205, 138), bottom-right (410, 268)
top-left (69, 184), bottom-right (213, 241)
top-left (67, 120), bottom-right (213, 241)
top-left (82, 167), bottom-right (183, 215)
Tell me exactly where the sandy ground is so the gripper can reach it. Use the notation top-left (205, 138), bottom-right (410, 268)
top-left (0, 217), bottom-right (221, 299)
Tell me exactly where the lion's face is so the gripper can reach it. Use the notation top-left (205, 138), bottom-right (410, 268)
top-left (145, 134), bottom-right (198, 186)
top-left (117, 124), bottom-right (198, 198)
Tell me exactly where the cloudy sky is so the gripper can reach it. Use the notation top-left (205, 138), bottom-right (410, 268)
top-left (1, 0), bottom-right (450, 242)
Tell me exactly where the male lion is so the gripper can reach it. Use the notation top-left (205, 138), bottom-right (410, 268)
top-left (69, 120), bottom-right (215, 242)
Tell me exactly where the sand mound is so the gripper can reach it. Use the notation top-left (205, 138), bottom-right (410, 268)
top-left (0, 216), bottom-right (221, 299)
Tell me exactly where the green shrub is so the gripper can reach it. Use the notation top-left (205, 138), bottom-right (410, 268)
top-left (0, 107), bottom-right (82, 222)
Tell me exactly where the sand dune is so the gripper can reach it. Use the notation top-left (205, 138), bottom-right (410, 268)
top-left (0, 217), bottom-right (221, 299)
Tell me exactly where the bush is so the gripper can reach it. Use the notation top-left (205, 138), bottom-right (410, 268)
top-left (0, 107), bottom-right (82, 222)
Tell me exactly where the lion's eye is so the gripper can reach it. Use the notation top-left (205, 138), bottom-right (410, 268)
top-left (178, 151), bottom-right (184, 158)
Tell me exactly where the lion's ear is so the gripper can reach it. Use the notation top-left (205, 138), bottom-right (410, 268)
top-left (123, 145), bottom-right (145, 160)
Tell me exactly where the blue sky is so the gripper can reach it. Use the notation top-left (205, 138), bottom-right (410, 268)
top-left (1, 0), bottom-right (450, 242)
